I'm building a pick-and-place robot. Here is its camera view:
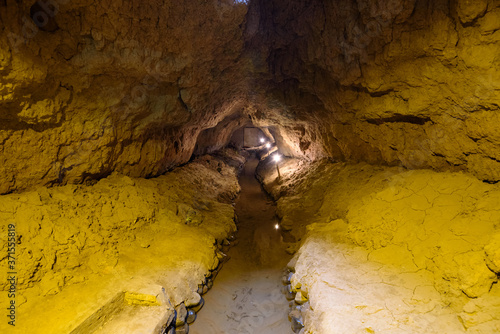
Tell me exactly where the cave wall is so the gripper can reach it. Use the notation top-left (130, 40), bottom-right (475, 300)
top-left (3, 0), bottom-right (500, 192)
top-left (247, 0), bottom-right (500, 181)
top-left (0, 0), bottom-right (248, 194)
top-left (242, 126), bottom-right (264, 147)
top-left (193, 109), bottom-right (250, 156)
top-left (0, 153), bottom-right (241, 333)
top-left (229, 126), bottom-right (245, 149)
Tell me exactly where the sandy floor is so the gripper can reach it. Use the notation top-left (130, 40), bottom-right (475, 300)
top-left (190, 157), bottom-right (292, 334)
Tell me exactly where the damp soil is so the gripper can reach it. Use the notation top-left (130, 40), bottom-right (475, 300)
top-left (190, 157), bottom-right (292, 334)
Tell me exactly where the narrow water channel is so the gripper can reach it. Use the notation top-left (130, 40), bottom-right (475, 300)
top-left (190, 157), bottom-right (292, 334)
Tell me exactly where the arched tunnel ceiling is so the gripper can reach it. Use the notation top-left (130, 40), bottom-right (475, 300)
top-left (1, 0), bottom-right (500, 193)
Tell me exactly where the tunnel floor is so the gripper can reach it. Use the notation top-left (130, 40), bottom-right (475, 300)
top-left (190, 157), bottom-right (292, 334)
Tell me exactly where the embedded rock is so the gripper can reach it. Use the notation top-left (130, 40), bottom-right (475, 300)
top-left (175, 303), bottom-right (188, 327)
top-left (186, 309), bottom-right (196, 325)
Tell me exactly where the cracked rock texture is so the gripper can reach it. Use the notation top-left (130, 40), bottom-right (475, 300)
top-left (0, 152), bottom-right (240, 334)
top-left (0, 0), bottom-right (248, 194)
top-left (2, 0), bottom-right (500, 332)
top-left (248, 0), bottom-right (500, 181)
top-left (3, 0), bottom-right (500, 195)
top-left (257, 159), bottom-right (500, 333)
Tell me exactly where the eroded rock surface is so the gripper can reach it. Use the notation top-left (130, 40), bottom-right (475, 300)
top-left (257, 158), bottom-right (500, 333)
top-left (0, 0), bottom-right (248, 194)
top-left (3, 0), bottom-right (500, 195)
top-left (0, 153), bottom-right (241, 334)
top-left (2, 0), bottom-right (500, 332)
top-left (247, 0), bottom-right (500, 181)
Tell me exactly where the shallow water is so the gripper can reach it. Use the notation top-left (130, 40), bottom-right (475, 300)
top-left (190, 158), bottom-right (292, 334)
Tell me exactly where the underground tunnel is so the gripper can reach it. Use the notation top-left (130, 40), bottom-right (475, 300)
top-left (1, 0), bottom-right (500, 333)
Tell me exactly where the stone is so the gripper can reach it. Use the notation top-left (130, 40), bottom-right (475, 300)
top-left (174, 323), bottom-right (189, 334)
top-left (288, 309), bottom-right (302, 322)
top-left (284, 284), bottom-right (296, 301)
top-left (184, 293), bottom-right (201, 309)
top-left (289, 309), bottom-right (304, 333)
top-left (294, 291), bottom-right (308, 305)
top-left (190, 297), bottom-right (205, 313)
top-left (175, 303), bottom-right (187, 327)
top-left (209, 256), bottom-right (220, 271)
top-left (186, 310), bottom-right (196, 325)
top-left (287, 257), bottom-right (297, 272)
top-left (156, 310), bottom-right (176, 334)
top-left (291, 303), bottom-right (302, 312)
top-left (210, 269), bottom-right (219, 280)
top-left (282, 271), bottom-right (293, 285)
top-left (216, 251), bottom-right (227, 261)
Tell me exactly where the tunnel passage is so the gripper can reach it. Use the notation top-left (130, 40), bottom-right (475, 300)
top-left (190, 156), bottom-right (291, 334)
top-left (2, 0), bottom-right (500, 192)
top-left (2, 0), bottom-right (500, 333)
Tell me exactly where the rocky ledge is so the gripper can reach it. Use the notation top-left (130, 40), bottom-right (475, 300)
top-left (0, 149), bottom-right (245, 334)
top-left (258, 157), bottom-right (500, 333)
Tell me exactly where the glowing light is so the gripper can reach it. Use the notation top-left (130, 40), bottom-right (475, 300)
top-left (275, 224), bottom-right (279, 230)
top-left (273, 154), bottom-right (282, 163)
top-left (260, 138), bottom-right (265, 143)
top-left (265, 143), bottom-right (271, 149)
